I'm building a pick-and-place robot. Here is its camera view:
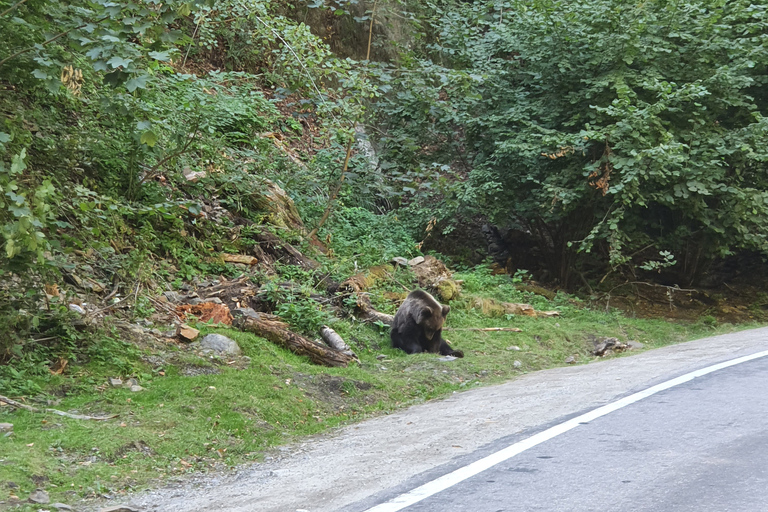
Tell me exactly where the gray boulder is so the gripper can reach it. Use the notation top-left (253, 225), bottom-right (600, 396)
top-left (200, 334), bottom-right (241, 356)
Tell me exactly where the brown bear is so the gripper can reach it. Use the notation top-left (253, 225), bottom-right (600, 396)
top-left (390, 289), bottom-right (464, 357)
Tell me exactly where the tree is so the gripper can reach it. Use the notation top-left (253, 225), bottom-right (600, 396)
top-left (374, 0), bottom-right (768, 286)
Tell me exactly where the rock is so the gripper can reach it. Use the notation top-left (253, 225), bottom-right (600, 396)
top-left (108, 378), bottom-right (123, 387)
top-left (232, 307), bottom-right (260, 320)
top-left (178, 324), bottom-right (200, 342)
top-left (200, 334), bottom-right (241, 356)
top-left (163, 291), bottom-right (183, 303)
top-left (130, 385), bottom-right (143, 392)
top-left (52, 504), bottom-right (73, 511)
top-left (506, 345), bottom-right (521, 351)
top-left (28, 490), bottom-right (50, 504)
top-left (391, 257), bottom-right (408, 266)
top-left (513, 360), bottom-right (522, 368)
top-left (408, 256), bottom-right (425, 266)
top-left (83, 278), bottom-right (105, 293)
top-left (124, 378), bottom-right (139, 388)
top-left (0, 423), bottom-right (12, 432)
top-left (627, 340), bottom-right (645, 350)
top-left (98, 506), bottom-right (140, 512)
top-left (183, 168), bottom-right (207, 181)
top-left (376, 354), bottom-right (387, 360)
top-left (68, 304), bottom-right (86, 315)
top-left (438, 355), bottom-right (457, 362)
top-left (63, 273), bottom-right (83, 287)
top-left (565, 355), bottom-right (577, 364)
top-left (202, 297), bottom-right (223, 304)
top-left (592, 336), bottom-right (628, 356)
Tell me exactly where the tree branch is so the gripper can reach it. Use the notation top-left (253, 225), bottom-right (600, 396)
top-left (0, 395), bottom-right (118, 421)
top-left (308, 137), bottom-right (354, 239)
top-left (0, 0), bottom-right (28, 18)
top-left (0, 16), bottom-right (109, 69)
top-left (137, 125), bottom-right (199, 186)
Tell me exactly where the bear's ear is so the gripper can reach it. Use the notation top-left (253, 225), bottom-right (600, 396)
top-left (417, 308), bottom-right (433, 324)
top-left (441, 305), bottom-right (450, 317)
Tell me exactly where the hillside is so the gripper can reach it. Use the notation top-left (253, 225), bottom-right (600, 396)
top-left (0, 0), bottom-right (767, 508)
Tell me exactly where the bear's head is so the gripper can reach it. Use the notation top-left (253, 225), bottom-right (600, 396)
top-left (418, 304), bottom-right (451, 341)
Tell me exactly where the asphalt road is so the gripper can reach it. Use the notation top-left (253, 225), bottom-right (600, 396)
top-left (119, 327), bottom-right (768, 512)
top-left (354, 354), bottom-right (768, 512)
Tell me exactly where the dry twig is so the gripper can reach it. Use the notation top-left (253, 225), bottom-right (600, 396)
top-left (0, 395), bottom-right (118, 421)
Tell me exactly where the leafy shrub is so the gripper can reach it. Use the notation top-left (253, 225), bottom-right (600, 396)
top-left (321, 206), bottom-right (420, 273)
top-left (373, 0), bottom-right (768, 286)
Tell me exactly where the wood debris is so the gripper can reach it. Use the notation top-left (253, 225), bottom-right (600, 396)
top-left (0, 395), bottom-right (117, 421)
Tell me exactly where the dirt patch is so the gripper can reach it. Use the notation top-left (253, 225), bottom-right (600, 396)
top-left (292, 373), bottom-right (374, 410)
top-left (111, 440), bottom-right (154, 462)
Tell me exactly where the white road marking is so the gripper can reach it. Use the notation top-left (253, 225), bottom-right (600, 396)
top-left (363, 349), bottom-right (768, 512)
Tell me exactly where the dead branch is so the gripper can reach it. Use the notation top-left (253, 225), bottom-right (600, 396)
top-left (0, 395), bottom-right (118, 421)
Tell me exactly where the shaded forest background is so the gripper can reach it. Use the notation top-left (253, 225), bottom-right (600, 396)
top-left (1, 0), bottom-right (768, 361)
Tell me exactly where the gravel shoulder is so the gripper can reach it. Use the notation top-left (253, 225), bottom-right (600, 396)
top-left (105, 327), bottom-right (768, 512)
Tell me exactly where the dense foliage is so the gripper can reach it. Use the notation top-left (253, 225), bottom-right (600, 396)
top-left (0, 0), bottom-right (378, 363)
top-left (374, 0), bottom-right (768, 286)
top-left (2, 0), bottom-right (768, 369)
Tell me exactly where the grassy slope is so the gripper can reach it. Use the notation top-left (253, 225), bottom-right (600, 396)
top-left (0, 267), bottom-right (755, 509)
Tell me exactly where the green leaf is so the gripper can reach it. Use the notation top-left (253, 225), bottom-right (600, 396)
top-left (10, 149), bottom-right (26, 174)
top-left (0, 132), bottom-right (10, 144)
top-left (148, 50), bottom-right (172, 62)
top-left (177, 3), bottom-right (191, 16)
top-left (9, 204), bottom-right (32, 217)
top-left (140, 130), bottom-right (158, 147)
top-left (107, 56), bottom-right (133, 68)
top-left (125, 74), bottom-right (149, 92)
top-left (32, 69), bottom-right (49, 79)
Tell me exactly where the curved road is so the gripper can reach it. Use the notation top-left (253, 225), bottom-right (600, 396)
top-left (351, 353), bottom-right (768, 512)
top-left (123, 327), bottom-right (768, 512)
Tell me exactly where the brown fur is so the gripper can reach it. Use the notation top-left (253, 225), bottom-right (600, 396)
top-left (390, 290), bottom-right (463, 357)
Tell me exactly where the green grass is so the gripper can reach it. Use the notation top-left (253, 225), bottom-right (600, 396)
top-left (0, 269), bottom-right (759, 508)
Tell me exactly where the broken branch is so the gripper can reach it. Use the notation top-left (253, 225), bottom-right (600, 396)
top-left (0, 395), bottom-right (118, 421)
top-left (319, 325), bottom-right (359, 360)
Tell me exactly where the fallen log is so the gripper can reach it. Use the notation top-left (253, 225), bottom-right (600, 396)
top-left (319, 325), bottom-right (359, 360)
top-left (234, 313), bottom-right (355, 367)
top-left (336, 269), bottom-right (396, 325)
top-left (354, 294), bottom-right (395, 325)
top-left (471, 297), bottom-right (559, 318)
top-left (0, 395), bottom-right (118, 421)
